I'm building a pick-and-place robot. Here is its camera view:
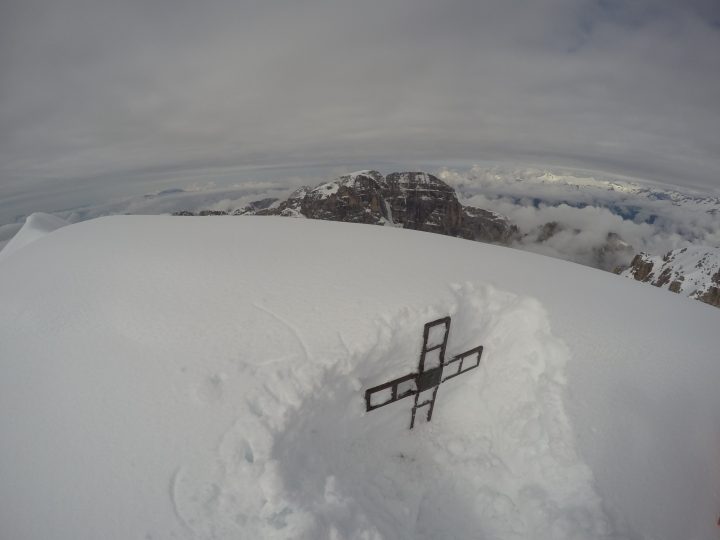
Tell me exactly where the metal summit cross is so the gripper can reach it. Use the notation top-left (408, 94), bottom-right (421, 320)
top-left (364, 316), bottom-right (484, 429)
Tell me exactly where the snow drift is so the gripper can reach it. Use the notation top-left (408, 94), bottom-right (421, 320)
top-left (0, 216), bottom-right (719, 540)
top-left (0, 212), bottom-right (68, 260)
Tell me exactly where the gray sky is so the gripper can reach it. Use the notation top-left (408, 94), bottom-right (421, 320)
top-left (2, 0), bottom-right (720, 217)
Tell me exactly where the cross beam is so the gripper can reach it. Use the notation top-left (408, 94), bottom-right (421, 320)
top-left (364, 316), bottom-right (483, 429)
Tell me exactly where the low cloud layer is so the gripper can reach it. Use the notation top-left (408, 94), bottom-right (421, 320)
top-left (439, 166), bottom-right (720, 269)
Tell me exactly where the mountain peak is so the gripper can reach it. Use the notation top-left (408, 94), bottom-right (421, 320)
top-left (241, 170), bottom-right (516, 243)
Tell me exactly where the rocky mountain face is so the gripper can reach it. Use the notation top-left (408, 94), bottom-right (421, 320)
top-left (618, 246), bottom-right (720, 308)
top-left (238, 170), bottom-right (517, 244)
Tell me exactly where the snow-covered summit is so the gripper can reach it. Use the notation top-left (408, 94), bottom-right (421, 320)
top-left (1, 216), bottom-right (719, 539)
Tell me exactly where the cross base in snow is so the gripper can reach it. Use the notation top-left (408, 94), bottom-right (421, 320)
top-left (364, 316), bottom-right (483, 429)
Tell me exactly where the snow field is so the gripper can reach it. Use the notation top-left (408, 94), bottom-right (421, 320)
top-left (1, 215), bottom-right (719, 539)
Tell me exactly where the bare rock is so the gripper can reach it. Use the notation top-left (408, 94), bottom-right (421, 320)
top-left (620, 247), bottom-right (720, 309)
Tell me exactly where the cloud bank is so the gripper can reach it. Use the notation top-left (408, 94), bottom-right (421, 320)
top-left (439, 165), bottom-right (720, 270)
top-left (1, 0), bottom-right (719, 207)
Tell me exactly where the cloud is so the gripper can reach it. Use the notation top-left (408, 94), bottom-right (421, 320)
top-left (1, 0), bottom-right (719, 205)
top-left (438, 165), bottom-right (720, 269)
top-left (55, 182), bottom-right (301, 223)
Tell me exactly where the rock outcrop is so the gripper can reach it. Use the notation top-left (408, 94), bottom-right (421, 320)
top-left (247, 170), bottom-right (517, 244)
top-left (618, 246), bottom-right (720, 308)
top-left (237, 198), bottom-right (278, 214)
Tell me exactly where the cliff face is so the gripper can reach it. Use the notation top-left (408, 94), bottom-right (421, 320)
top-left (248, 170), bottom-right (517, 244)
top-left (618, 247), bottom-right (720, 308)
top-left (382, 171), bottom-right (462, 233)
top-left (297, 171), bottom-right (389, 225)
top-left (460, 206), bottom-right (518, 244)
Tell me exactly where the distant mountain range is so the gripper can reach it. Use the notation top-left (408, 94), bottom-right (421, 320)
top-left (445, 167), bottom-right (720, 222)
top-left (173, 169), bottom-right (720, 309)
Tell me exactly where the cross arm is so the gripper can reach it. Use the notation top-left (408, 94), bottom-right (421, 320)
top-left (442, 345), bottom-right (483, 383)
top-left (365, 372), bottom-right (418, 411)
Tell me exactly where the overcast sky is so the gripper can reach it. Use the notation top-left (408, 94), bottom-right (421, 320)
top-left (2, 0), bottom-right (720, 216)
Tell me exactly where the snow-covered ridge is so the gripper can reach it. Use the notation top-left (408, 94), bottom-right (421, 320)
top-left (1, 216), bottom-right (719, 539)
top-left (620, 246), bottom-right (720, 307)
top-left (0, 212), bottom-right (68, 261)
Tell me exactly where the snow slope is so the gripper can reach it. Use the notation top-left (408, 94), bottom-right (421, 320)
top-left (0, 216), bottom-right (719, 540)
top-left (0, 212), bottom-right (69, 261)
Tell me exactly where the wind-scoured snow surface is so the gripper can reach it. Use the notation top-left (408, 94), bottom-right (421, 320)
top-left (1, 217), bottom-right (719, 540)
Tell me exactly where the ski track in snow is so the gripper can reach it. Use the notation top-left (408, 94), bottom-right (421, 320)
top-left (252, 302), bottom-right (312, 365)
top-left (170, 466), bottom-right (195, 535)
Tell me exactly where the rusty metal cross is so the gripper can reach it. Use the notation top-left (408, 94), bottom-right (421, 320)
top-left (364, 316), bottom-right (483, 429)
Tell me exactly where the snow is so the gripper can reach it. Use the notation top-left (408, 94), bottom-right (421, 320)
top-left (347, 170), bottom-right (374, 181)
top-left (392, 172), bottom-right (433, 185)
top-left (312, 171), bottom-right (384, 198)
top-left (382, 199), bottom-right (395, 225)
top-left (0, 212), bottom-right (68, 260)
top-left (0, 222), bottom-right (23, 253)
top-left (538, 170), bottom-right (640, 195)
top-left (620, 246), bottom-right (720, 300)
top-left (1, 216), bottom-right (719, 539)
top-left (315, 181), bottom-right (341, 198)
